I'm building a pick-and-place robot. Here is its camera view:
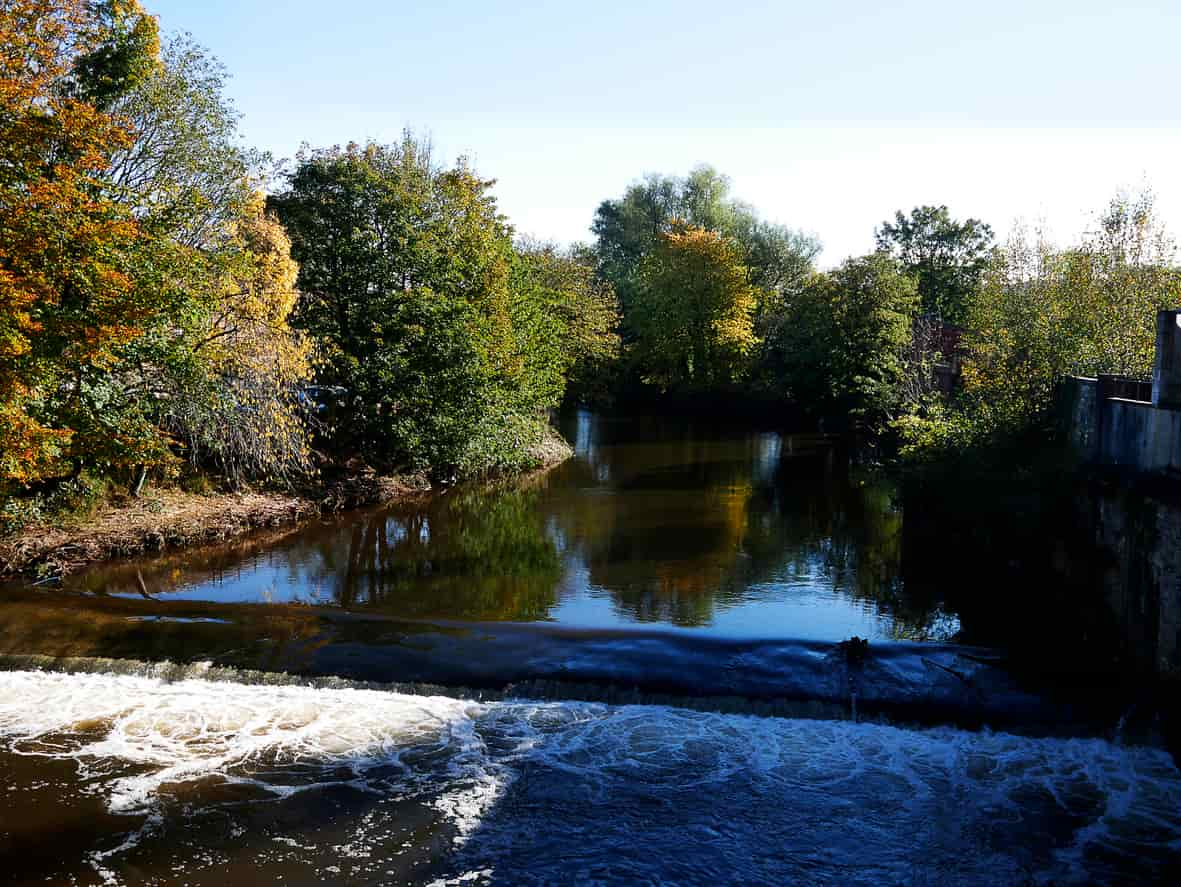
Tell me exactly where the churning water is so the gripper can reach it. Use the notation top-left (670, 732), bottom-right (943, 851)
top-left (2, 668), bottom-right (1180, 885)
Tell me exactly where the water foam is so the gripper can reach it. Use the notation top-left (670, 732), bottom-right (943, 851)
top-left (3, 669), bottom-right (1180, 885)
top-left (0, 669), bottom-right (488, 815)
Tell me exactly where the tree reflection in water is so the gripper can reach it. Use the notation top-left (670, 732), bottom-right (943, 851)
top-left (44, 413), bottom-right (960, 641)
top-left (287, 488), bottom-right (564, 620)
top-left (547, 419), bottom-right (950, 636)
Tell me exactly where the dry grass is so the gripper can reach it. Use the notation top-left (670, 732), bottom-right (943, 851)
top-left (0, 490), bottom-right (316, 579)
top-left (0, 472), bottom-right (432, 580)
top-left (0, 428), bottom-right (572, 580)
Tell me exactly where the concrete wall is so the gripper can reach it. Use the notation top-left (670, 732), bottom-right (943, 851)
top-left (1099, 398), bottom-right (1181, 480)
top-left (1092, 487), bottom-right (1181, 678)
top-left (1062, 376), bottom-right (1181, 479)
top-left (1061, 376), bottom-right (1099, 460)
top-left (1153, 309), bottom-right (1181, 409)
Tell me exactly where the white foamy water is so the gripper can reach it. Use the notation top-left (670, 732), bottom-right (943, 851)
top-left (0, 669), bottom-right (495, 817)
top-left (2, 669), bottom-right (1180, 885)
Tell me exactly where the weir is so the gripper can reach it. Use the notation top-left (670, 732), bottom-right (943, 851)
top-left (2, 413), bottom-right (1180, 884)
top-left (0, 587), bottom-right (1153, 739)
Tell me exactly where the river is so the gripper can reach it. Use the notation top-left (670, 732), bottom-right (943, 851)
top-left (1, 412), bottom-right (1179, 884)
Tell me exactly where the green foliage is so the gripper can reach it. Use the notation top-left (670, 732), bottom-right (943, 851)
top-left (770, 253), bottom-right (918, 421)
top-left (0, 4), bottom-right (310, 496)
top-left (514, 239), bottom-right (621, 404)
top-left (591, 165), bottom-right (819, 382)
top-left (876, 205), bottom-right (994, 325)
top-left (95, 32), bottom-right (311, 485)
top-left (897, 190), bottom-right (1181, 459)
top-left (70, 0), bottom-right (161, 108)
top-left (630, 224), bottom-right (759, 390)
top-left (0, 472), bottom-right (110, 537)
top-left (271, 136), bottom-right (564, 476)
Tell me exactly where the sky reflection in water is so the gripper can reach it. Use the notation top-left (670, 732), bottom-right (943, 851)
top-left (84, 412), bottom-right (958, 642)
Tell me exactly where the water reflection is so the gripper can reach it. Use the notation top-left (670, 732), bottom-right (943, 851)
top-left (51, 412), bottom-right (959, 642)
top-left (280, 489), bottom-right (563, 620)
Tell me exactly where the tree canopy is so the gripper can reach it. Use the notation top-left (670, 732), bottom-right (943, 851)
top-left (592, 165), bottom-right (819, 313)
top-left (591, 165), bottom-right (818, 394)
top-left (771, 254), bottom-right (918, 421)
top-left (1, 0), bottom-right (158, 485)
top-left (630, 224), bottom-right (758, 390)
top-left (271, 136), bottom-right (592, 475)
top-left (895, 191), bottom-right (1181, 457)
top-left (875, 205), bottom-right (994, 325)
top-left (0, 0), bottom-right (309, 491)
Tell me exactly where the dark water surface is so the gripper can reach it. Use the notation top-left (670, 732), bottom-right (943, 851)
top-left (2, 413), bottom-right (1180, 884)
top-left (57, 412), bottom-right (959, 642)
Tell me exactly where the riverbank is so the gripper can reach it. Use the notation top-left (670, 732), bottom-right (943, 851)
top-left (0, 425), bottom-right (574, 581)
top-left (0, 480), bottom-right (413, 581)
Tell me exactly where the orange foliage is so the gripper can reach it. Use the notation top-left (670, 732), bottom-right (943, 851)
top-left (0, 0), bottom-right (149, 484)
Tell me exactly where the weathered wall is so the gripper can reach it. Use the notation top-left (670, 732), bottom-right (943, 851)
top-left (1060, 368), bottom-right (1181, 678)
top-left (1153, 309), bottom-right (1181, 409)
top-left (1062, 376), bottom-right (1181, 479)
top-left (1061, 376), bottom-right (1098, 459)
top-left (1100, 399), bottom-right (1181, 479)
top-left (1091, 486), bottom-right (1181, 678)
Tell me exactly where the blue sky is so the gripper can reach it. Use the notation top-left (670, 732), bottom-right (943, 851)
top-left (144, 0), bottom-right (1181, 263)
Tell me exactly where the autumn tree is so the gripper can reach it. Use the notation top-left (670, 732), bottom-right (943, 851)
top-left (630, 225), bottom-right (759, 390)
top-left (0, 0), bottom-right (162, 487)
top-left (99, 34), bottom-right (311, 484)
top-left (875, 205), bottom-right (994, 325)
top-left (591, 166), bottom-right (817, 394)
top-left (156, 195), bottom-right (311, 483)
top-left (592, 168), bottom-right (817, 309)
top-left (1, 3), bottom-right (311, 495)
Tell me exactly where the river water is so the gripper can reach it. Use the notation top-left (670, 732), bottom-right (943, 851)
top-left (48, 412), bottom-right (959, 641)
top-left (1, 413), bottom-right (1179, 884)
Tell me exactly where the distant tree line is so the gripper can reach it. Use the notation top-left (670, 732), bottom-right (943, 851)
top-left (3, 0), bottom-right (1178, 525)
top-left (588, 167), bottom-right (1179, 460)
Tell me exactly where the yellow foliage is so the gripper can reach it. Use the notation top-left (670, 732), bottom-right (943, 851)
top-left (632, 223), bottom-right (759, 389)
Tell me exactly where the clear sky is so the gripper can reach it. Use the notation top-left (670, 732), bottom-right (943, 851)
top-left (143, 0), bottom-right (1181, 264)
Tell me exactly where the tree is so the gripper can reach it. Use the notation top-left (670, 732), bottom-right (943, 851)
top-left (105, 33), bottom-right (258, 252)
top-left (158, 195), bottom-right (311, 483)
top-left (271, 136), bottom-right (558, 475)
top-left (630, 224), bottom-right (759, 390)
top-left (1, 3), bottom-right (313, 492)
top-left (513, 239), bottom-right (620, 404)
top-left (875, 205), bottom-right (994, 325)
top-left (592, 165), bottom-right (818, 316)
top-left (970, 193), bottom-right (1177, 430)
top-left (0, 0), bottom-right (162, 486)
top-left (592, 166), bottom-right (818, 394)
top-left (772, 253), bottom-right (918, 421)
top-left (99, 33), bottom-right (311, 484)
top-left (897, 190), bottom-right (1181, 457)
